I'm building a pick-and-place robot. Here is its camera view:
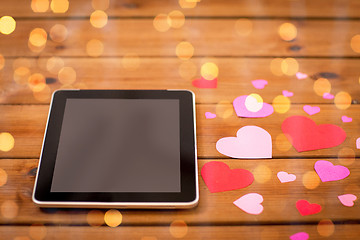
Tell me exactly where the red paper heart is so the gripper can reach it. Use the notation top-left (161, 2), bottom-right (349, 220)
top-left (296, 200), bottom-right (322, 216)
top-left (192, 77), bottom-right (217, 88)
top-left (281, 115), bottom-right (346, 152)
top-left (201, 161), bottom-right (254, 193)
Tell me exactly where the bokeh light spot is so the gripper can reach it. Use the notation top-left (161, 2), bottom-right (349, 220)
top-left (178, 0), bottom-right (197, 8)
top-left (167, 10), bottom-right (185, 29)
top-left (0, 168), bottom-right (8, 187)
top-left (58, 67), bottom-right (76, 85)
top-left (215, 101), bottom-right (234, 119)
top-left (201, 62), bottom-right (218, 80)
top-left (13, 58), bottom-right (32, 70)
top-left (46, 57), bottom-right (64, 74)
top-left (272, 95), bottom-right (291, 113)
top-left (275, 133), bottom-right (293, 152)
top-left (14, 67), bottom-right (31, 85)
top-left (87, 210), bottom-right (105, 227)
top-left (104, 209), bottom-right (122, 227)
top-left (31, 0), bottom-right (49, 13)
top-left (270, 58), bottom-right (283, 76)
top-left (0, 132), bottom-right (15, 152)
top-left (29, 28), bottom-right (47, 47)
top-left (122, 53), bottom-right (140, 70)
top-left (179, 61), bottom-right (197, 80)
top-left (334, 91), bottom-right (352, 110)
top-left (1, 200), bottom-right (18, 219)
top-left (302, 171), bottom-right (320, 189)
top-left (0, 16), bottom-right (16, 35)
top-left (350, 34), bottom-right (360, 53)
top-left (49, 24), bottom-right (68, 43)
top-left (176, 41), bottom-right (194, 60)
top-left (92, 0), bottom-right (110, 10)
top-left (278, 23), bottom-right (297, 41)
top-left (281, 58), bottom-right (298, 76)
top-left (33, 85), bottom-right (52, 102)
top-left (86, 39), bottom-right (104, 57)
top-left (337, 147), bottom-right (355, 165)
top-left (29, 224), bottom-right (47, 240)
top-left (235, 18), bottom-right (253, 37)
top-left (90, 10), bottom-right (108, 28)
top-left (317, 219), bottom-right (335, 237)
top-left (153, 14), bottom-right (170, 32)
top-left (169, 220), bottom-right (188, 238)
top-left (245, 93), bottom-right (263, 112)
top-left (50, 0), bottom-right (69, 13)
top-left (0, 54), bottom-right (4, 70)
top-left (313, 78), bottom-right (331, 96)
top-left (253, 165), bottom-right (272, 184)
top-left (28, 73), bottom-right (46, 92)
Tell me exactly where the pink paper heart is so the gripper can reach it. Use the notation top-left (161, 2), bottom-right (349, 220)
top-left (233, 193), bottom-right (264, 215)
top-left (314, 160), bottom-right (350, 182)
top-left (233, 95), bottom-right (274, 118)
top-left (357, 138), bottom-right (360, 149)
top-left (205, 112), bottom-right (216, 119)
top-left (341, 115), bottom-right (352, 123)
top-left (296, 72), bottom-right (308, 80)
top-left (338, 194), bottom-right (357, 207)
top-left (303, 105), bottom-right (320, 115)
top-left (277, 171), bottom-right (296, 183)
top-left (323, 93), bottom-right (334, 99)
top-left (216, 126), bottom-right (272, 159)
top-left (290, 232), bottom-right (309, 240)
top-left (251, 79), bottom-right (268, 89)
top-left (282, 90), bottom-right (294, 97)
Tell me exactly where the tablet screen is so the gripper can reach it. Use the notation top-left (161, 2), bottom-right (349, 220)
top-left (50, 98), bottom-right (180, 193)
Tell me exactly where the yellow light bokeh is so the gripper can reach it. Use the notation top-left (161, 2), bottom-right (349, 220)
top-left (50, 24), bottom-right (68, 43)
top-left (29, 28), bottom-right (47, 47)
top-left (275, 133), bottom-right (293, 152)
top-left (176, 41), bottom-right (194, 60)
top-left (334, 91), bottom-right (352, 110)
top-left (245, 93), bottom-right (264, 112)
top-left (46, 57), bottom-right (64, 74)
top-left (50, 0), bottom-right (69, 13)
top-left (253, 165), bottom-right (272, 184)
top-left (270, 58), bottom-right (283, 76)
top-left (87, 210), bottom-right (105, 227)
top-left (1, 200), bottom-right (18, 219)
top-left (29, 224), bottom-right (47, 240)
top-left (302, 171), bottom-right (320, 189)
top-left (281, 58), bottom-right (299, 76)
top-left (14, 67), bottom-right (31, 85)
top-left (313, 78), bottom-right (331, 96)
top-left (178, 0), bottom-right (197, 8)
top-left (167, 10), bottom-right (185, 29)
top-left (201, 62), bottom-right (218, 80)
top-left (86, 39), bottom-right (104, 57)
top-left (215, 101), bottom-right (234, 119)
top-left (122, 53), bottom-right (140, 70)
top-left (104, 209), bottom-right (122, 227)
top-left (58, 67), bottom-right (76, 85)
top-left (337, 147), bottom-right (355, 165)
top-left (0, 168), bottom-right (8, 187)
top-left (28, 73), bottom-right (46, 92)
top-left (169, 220), bottom-right (188, 238)
top-left (92, 0), bottom-right (110, 10)
top-left (179, 61), bottom-right (197, 80)
top-left (153, 14), bottom-right (170, 32)
top-left (350, 34), bottom-right (360, 53)
top-left (0, 132), bottom-right (15, 152)
top-left (272, 95), bottom-right (291, 114)
top-left (317, 219), bottom-right (335, 237)
top-left (0, 16), bottom-right (16, 35)
top-left (31, 0), bottom-right (49, 13)
top-left (235, 18), bottom-right (253, 37)
top-left (0, 54), bottom-right (5, 70)
top-left (278, 23), bottom-right (297, 41)
top-left (33, 85), bottom-right (52, 102)
top-left (90, 10), bottom-right (108, 28)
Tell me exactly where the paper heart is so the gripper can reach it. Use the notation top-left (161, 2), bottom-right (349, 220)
top-left (233, 193), bottom-right (264, 215)
top-left (357, 138), bottom-right (360, 149)
top-left (341, 115), bottom-right (352, 123)
top-left (314, 160), bottom-right (350, 182)
top-left (205, 112), bottom-right (216, 119)
top-left (323, 93), bottom-right (334, 99)
top-left (282, 90), bottom-right (294, 97)
top-left (281, 115), bottom-right (346, 152)
top-left (251, 79), bottom-right (268, 89)
top-left (338, 194), bottom-right (357, 207)
top-left (290, 232), bottom-right (309, 240)
top-left (296, 72), bottom-right (308, 80)
top-left (216, 126), bottom-right (272, 158)
top-left (296, 200), bottom-right (322, 216)
top-left (192, 77), bottom-right (217, 88)
top-left (277, 171), bottom-right (296, 183)
top-left (233, 95), bottom-right (274, 118)
top-left (201, 161), bottom-right (254, 193)
top-left (303, 105), bottom-right (320, 115)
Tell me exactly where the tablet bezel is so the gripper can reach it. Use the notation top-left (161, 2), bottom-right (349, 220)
top-left (32, 90), bottom-right (198, 208)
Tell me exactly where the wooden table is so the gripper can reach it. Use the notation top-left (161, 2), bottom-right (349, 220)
top-left (1, 0), bottom-right (359, 239)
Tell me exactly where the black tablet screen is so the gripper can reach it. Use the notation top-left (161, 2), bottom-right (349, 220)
top-left (50, 99), bottom-right (180, 193)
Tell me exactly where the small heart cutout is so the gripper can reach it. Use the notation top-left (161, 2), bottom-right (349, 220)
top-left (323, 93), bottom-right (334, 99)
top-left (357, 138), bottom-right (360, 149)
top-left (296, 72), bottom-right (308, 80)
top-left (251, 79), bottom-right (268, 89)
top-left (296, 199), bottom-right (322, 216)
top-left (233, 95), bottom-right (274, 118)
top-left (233, 193), bottom-right (264, 215)
top-left (205, 112), bottom-right (216, 119)
top-left (314, 160), bottom-right (350, 182)
top-left (192, 77), bottom-right (217, 88)
top-left (290, 232), bottom-right (309, 240)
top-left (277, 171), bottom-right (296, 183)
top-left (303, 105), bottom-right (320, 115)
top-left (341, 115), bottom-right (352, 123)
top-left (282, 90), bottom-right (294, 97)
top-left (338, 194), bottom-right (357, 207)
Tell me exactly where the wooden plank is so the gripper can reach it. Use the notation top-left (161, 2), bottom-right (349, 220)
top-left (1, 19), bottom-right (360, 57)
top-left (0, 159), bottom-right (359, 225)
top-left (0, 225), bottom-right (359, 240)
top-left (1, 57), bottom-right (360, 104)
top-left (1, 0), bottom-right (360, 18)
top-left (0, 105), bottom-right (358, 159)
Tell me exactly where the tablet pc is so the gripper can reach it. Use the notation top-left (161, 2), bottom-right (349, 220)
top-left (32, 90), bottom-right (198, 209)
